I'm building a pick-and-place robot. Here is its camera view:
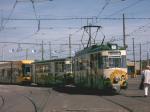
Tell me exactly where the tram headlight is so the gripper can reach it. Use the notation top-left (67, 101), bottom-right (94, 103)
top-left (121, 75), bottom-right (126, 80)
top-left (113, 76), bottom-right (120, 83)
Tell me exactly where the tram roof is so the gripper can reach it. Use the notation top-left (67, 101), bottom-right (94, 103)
top-left (75, 43), bottom-right (125, 56)
top-left (33, 58), bottom-right (68, 64)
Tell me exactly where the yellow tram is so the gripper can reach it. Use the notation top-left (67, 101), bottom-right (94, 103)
top-left (0, 60), bottom-right (33, 85)
top-left (17, 60), bottom-right (34, 84)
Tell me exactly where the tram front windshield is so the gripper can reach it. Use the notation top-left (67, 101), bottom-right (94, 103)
top-left (109, 57), bottom-right (121, 68)
top-left (22, 64), bottom-right (31, 76)
top-left (100, 56), bottom-right (126, 68)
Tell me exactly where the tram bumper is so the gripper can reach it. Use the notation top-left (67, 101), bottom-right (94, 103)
top-left (112, 84), bottom-right (121, 93)
top-left (120, 81), bottom-right (128, 89)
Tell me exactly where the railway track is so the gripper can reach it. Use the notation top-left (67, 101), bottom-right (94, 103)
top-left (0, 95), bottom-right (5, 110)
top-left (102, 92), bottom-right (150, 112)
top-left (101, 96), bottom-right (132, 112)
top-left (24, 95), bottom-right (38, 112)
top-left (0, 87), bottom-right (51, 112)
top-left (121, 92), bottom-right (150, 111)
top-left (45, 88), bottom-right (131, 112)
top-left (26, 88), bottom-right (52, 112)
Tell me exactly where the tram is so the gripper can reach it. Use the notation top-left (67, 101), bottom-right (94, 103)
top-left (0, 60), bottom-right (33, 84)
top-left (32, 58), bottom-right (73, 85)
top-left (74, 43), bottom-right (128, 92)
top-left (17, 60), bottom-right (33, 84)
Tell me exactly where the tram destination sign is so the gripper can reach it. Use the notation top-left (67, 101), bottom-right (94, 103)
top-left (108, 51), bottom-right (121, 56)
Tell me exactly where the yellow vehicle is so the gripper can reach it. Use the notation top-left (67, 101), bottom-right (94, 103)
top-left (0, 60), bottom-right (33, 85)
top-left (17, 60), bottom-right (34, 84)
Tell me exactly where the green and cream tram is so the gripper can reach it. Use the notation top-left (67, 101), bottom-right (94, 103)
top-left (74, 43), bottom-right (128, 92)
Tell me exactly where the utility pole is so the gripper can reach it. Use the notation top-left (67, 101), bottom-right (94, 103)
top-left (139, 43), bottom-right (142, 74)
top-left (147, 42), bottom-right (149, 66)
top-left (25, 48), bottom-right (28, 60)
top-left (132, 38), bottom-right (136, 75)
top-left (123, 13), bottom-right (126, 48)
top-left (10, 61), bottom-right (13, 84)
top-left (1, 45), bottom-right (5, 61)
top-left (79, 44), bottom-right (81, 50)
top-left (147, 52), bottom-right (149, 66)
top-left (1, 46), bottom-right (3, 61)
top-left (41, 40), bottom-right (44, 61)
top-left (69, 34), bottom-right (72, 73)
top-left (49, 42), bottom-right (52, 60)
top-left (69, 35), bottom-right (72, 58)
top-left (0, 10), bottom-right (3, 31)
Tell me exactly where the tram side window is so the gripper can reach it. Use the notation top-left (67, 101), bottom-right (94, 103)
top-left (98, 55), bottom-right (103, 68)
top-left (48, 63), bottom-right (51, 73)
top-left (44, 64), bottom-right (49, 73)
top-left (65, 64), bottom-right (71, 72)
top-left (76, 58), bottom-right (83, 71)
top-left (98, 56), bottom-right (109, 69)
top-left (61, 62), bottom-right (65, 72)
top-left (75, 59), bottom-right (79, 71)
top-left (103, 56), bottom-right (109, 68)
top-left (2, 69), bottom-right (4, 77)
top-left (55, 62), bottom-right (64, 72)
top-left (79, 62), bottom-right (83, 70)
top-left (121, 55), bottom-right (126, 68)
top-left (91, 54), bottom-right (98, 69)
top-left (55, 62), bottom-right (58, 72)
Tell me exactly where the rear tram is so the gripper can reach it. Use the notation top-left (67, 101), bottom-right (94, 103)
top-left (74, 43), bottom-right (128, 92)
top-left (32, 58), bottom-right (73, 85)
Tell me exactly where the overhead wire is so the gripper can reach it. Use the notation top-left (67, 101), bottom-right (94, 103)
top-left (17, 0), bottom-right (52, 3)
top-left (1, 0), bottom-right (148, 60)
top-left (3, 17), bottom-right (150, 21)
top-left (128, 22), bottom-right (150, 37)
top-left (30, 0), bottom-right (41, 32)
top-left (97, 0), bottom-right (111, 17)
top-left (30, 0), bottom-right (38, 20)
top-left (106, 0), bottom-right (145, 17)
top-left (2, 0), bottom-right (18, 30)
top-left (104, 0), bottom-right (147, 48)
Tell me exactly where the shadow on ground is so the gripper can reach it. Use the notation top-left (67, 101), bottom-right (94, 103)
top-left (52, 85), bottom-right (118, 96)
top-left (12, 83), bottom-right (118, 96)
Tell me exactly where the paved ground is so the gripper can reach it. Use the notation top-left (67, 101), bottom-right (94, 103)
top-left (0, 75), bottom-right (150, 112)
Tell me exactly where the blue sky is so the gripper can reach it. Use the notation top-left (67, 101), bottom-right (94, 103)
top-left (0, 0), bottom-right (150, 60)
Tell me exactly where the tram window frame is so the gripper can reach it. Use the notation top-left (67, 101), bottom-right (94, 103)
top-left (61, 62), bottom-right (65, 72)
top-left (22, 64), bottom-right (31, 76)
top-left (65, 64), bottom-right (71, 72)
top-left (77, 57), bottom-right (82, 71)
top-left (98, 55), bottom-right (103, 69)
top-left (75, 58), bottom-right (79, 71)
top-left (48, 63), bottom-right (51, 73)
top-left (121, 55), bottom-right (127, 68)
top-left (36, 65), bottom-right (41, 73)
top-left (103, 56), bottom-right (109, 69)
top-left (55, 62), bottom-right (65, 72)
top-left (108, 57), bottom-right (121, 68)
top-left (98, 55), bottom-right (109, 69)
top-left (42, 64), bottom-right (49, 73)
top-left (90, 53), bottom-right (99, 69)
